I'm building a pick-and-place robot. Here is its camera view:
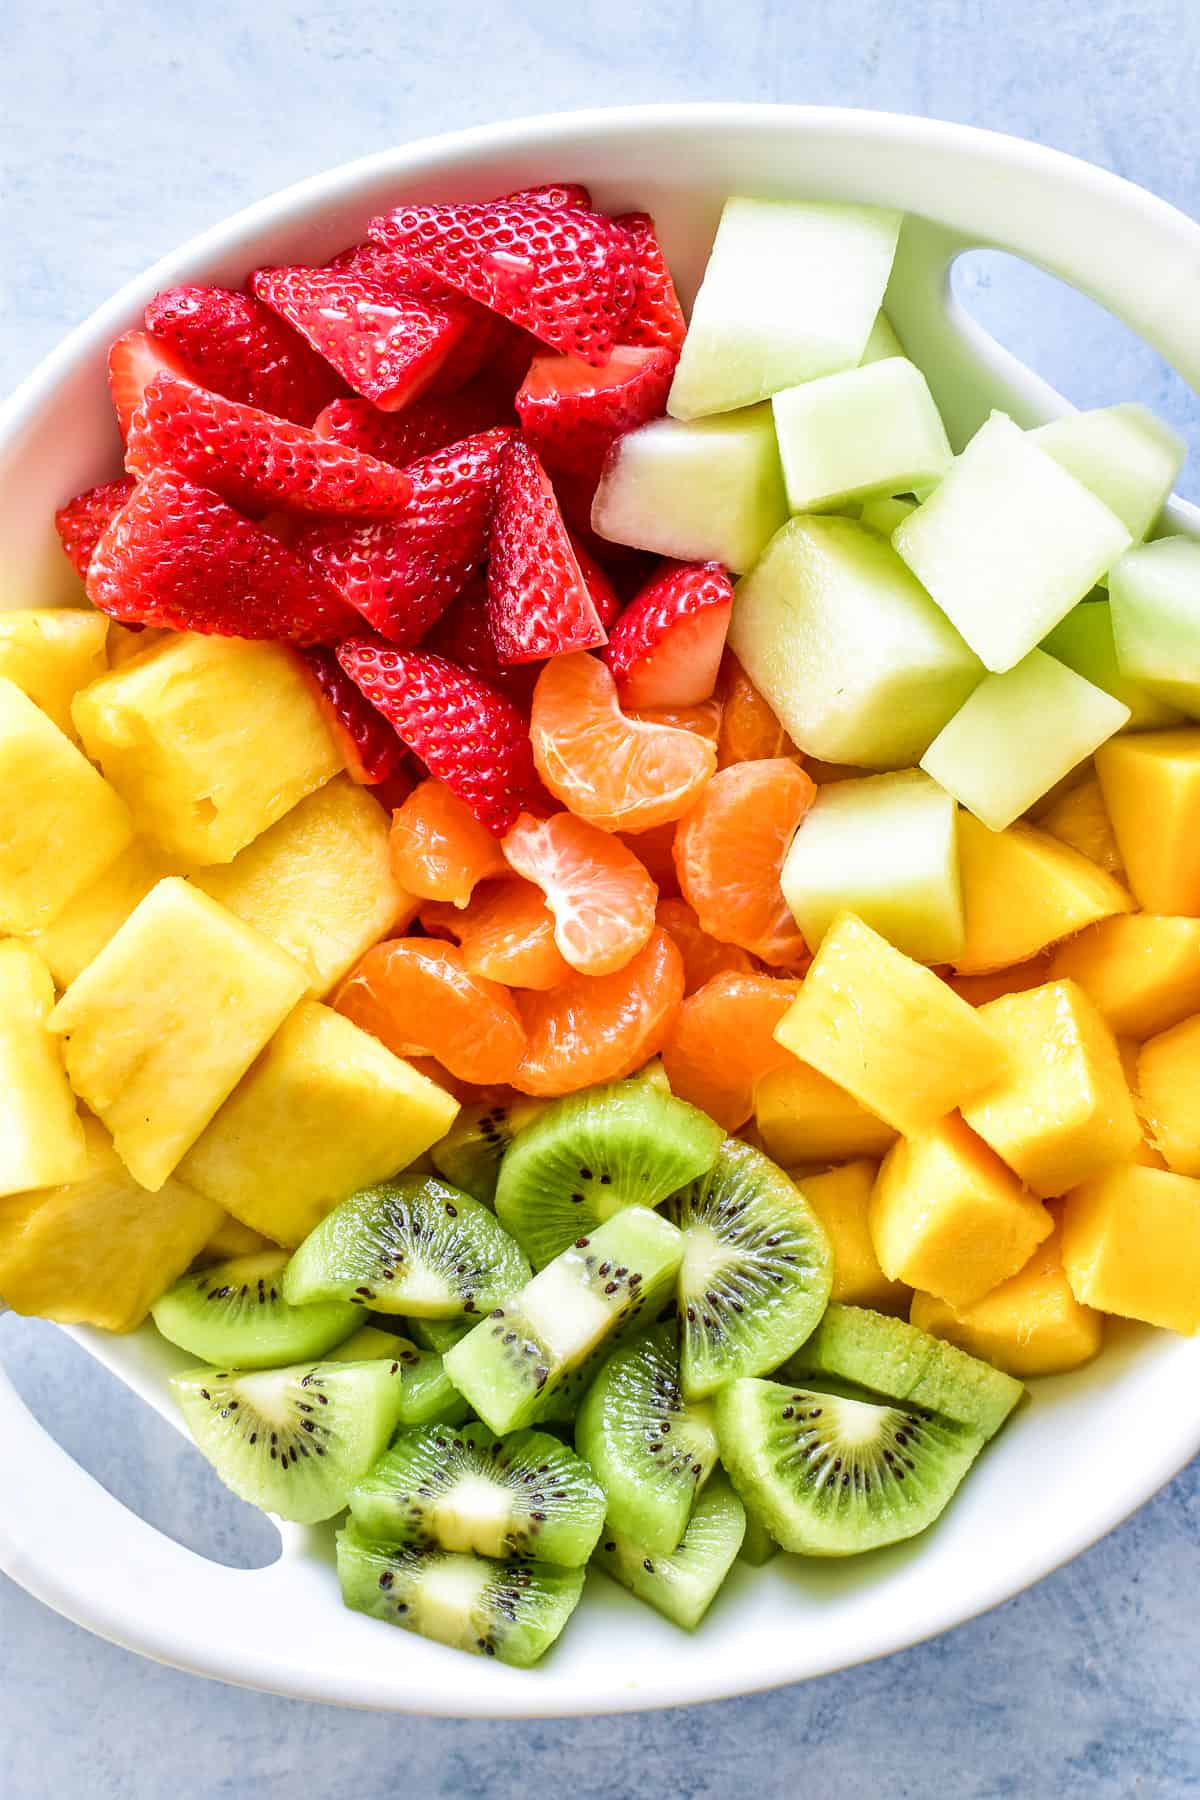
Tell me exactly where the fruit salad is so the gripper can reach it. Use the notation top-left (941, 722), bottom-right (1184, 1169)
top-left (3, 180), bottom-right (1199, 1670)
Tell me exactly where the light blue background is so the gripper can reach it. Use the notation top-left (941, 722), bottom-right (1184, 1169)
top-left (2, 3), bottom-right (1199, 1793)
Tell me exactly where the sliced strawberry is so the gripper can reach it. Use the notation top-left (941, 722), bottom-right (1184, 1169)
top-left (126, 374), bottom-right (411, 518)
top-left (505, 182), bottom-right (592, 209)
top-left (423, 573), bottom-right (539, 711)
top-left (487, 438), bottom-right (607, 665)
top-left (328, 242), bottom-right (510, 395)
top-left (604, 561), bottom-right (734, 708)
top-left (54, 475), bottom-right (136, 578)
top-left (298, 645), bottom-right (407, 783)
top-left (312, 377), bottom-right (514, 466)
top-left (516, 344), bottom-right (675, 485)
top-left (108, 330), bottom-right (194, 440)
top-left (144, 285), bottom-right (347, 424)
top-left (570, 534), bottom-right (621, 630)
top-left (368, 198), bottom-right (636, 366)
top-left (85, 467), bottom-right (360, 643)
top-left (336, 643), bottom-right (540, 835)
top-left (291, 428), bottom-right (513, 643)
top-left (615, 213), bottom-right (687, 352)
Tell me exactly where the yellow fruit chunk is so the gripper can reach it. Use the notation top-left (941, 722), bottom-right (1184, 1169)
top-left (0, 676), bottom-right (133, 932)
top-left (1095, 729), bottom-right (1200, 913)
top-left (192, 777), bottom-right (416, 996)
top-left (0, 1116), bottom-right (222, 1331)
top-left (0, 608), bottom-right (108, 738)
top-left (1049, 914), bottom-right (1200, 1040)
top-left (107, 624), bottom-right (168, 669)
top-left (870, 1115), bottom-right (1053, 1308)
top-left (1062, 1163), bottom-right (1200, 1333)
top-left (754, 1062), bottom-right (898, 1163)
top-left (954, 810), bottom-right (1133, 975)
top-left (1038, 773), bottom-right (1125, 878)
top-left (962, 980), bottom-right (1140, 1196)
top-left (794, 1160), bottom-right (910, 1312)
top-left (29, 838), bottom-right (179, 988)
top-left (910, 1218), bottom-right (1103, 1376)
top-left (1116, 1037), bottom-right (1168, 1169)
top-left (948, 957), bottom-right (1051, 1006)
top-left (180, 1001), bottom-right (458, 1246)
top-left (1137, 1014), bottom-right (1200, 1175)
top-left (199, 1214), bottom-right (277, 1261)
top-left (72, 634), bottom-right (341, 865)
top-left (0, 941), bottom-right (88, 1196)
top-left (49, 878), bottom-right (308, 1190)
top-left (774, 911), bottom-right (1008, 1136)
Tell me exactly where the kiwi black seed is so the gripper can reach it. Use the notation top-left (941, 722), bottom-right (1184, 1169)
top-left (591, 1472), bottom-right (746, 1630)
top-left (152, 1250), bottom-right (360, 1369)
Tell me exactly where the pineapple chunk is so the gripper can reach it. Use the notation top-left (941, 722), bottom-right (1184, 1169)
top-left (0, 1116), bottom-right (221, 1330)
top-left (0, 608), bottom-right (108, 738)
top-left (29, 838), bottom-right (179, 988)
top-left (0, 676), bottom-right (133, 931)
top-left (1095, 729), bottom-right (1200, 914)
top-left (0, 941), bottom-right (88, 1195)
top-left (72, 634), bottom-right (342, 865)
top-left (794, 1160), bottom-right (909, 1312)
top-left (954, 811), bottom-right (1133, 975)
top-left (199, 1213), bottom-right (277, 1261)
top-left (179, 1001), bottom-right (459, 1246)
top-left (754, 1062), bottom-right (898, 1163)
top-left (1037, 774), bottom-right (1125, 878)
top-left (1061, 1163), bottom-right (1200, 1334)
top-left (773, 911), bottom-right (1009, 1136)
top-left (1137, 1014), bottom-right (1200, 1176)
top-left (870, 1115), bottom-right (1053, 1308)
top-left (49, 878), bottom-right (308, 1190)
top-left (191, 777), bottom-right (417, 995)
top-left (1049, 915), bottom-right (1200, 1040)
top-left (961, 981), bottom-right (1141, 1197)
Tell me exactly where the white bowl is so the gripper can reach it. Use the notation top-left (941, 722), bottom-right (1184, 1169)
top-left (2, 104), bottom-right (1199, 1717)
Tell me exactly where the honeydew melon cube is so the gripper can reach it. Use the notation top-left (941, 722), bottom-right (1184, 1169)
top-left (893, 413), bottom-right (1133, 672)
top-left (1108, 537), bottom-right (1200, 715)
top-left (859, 495), bottom-right (916, 537)
top-left (920, 650), bottom-right (1130, 832)
top-left (1031, 404), bottom-right (1184, 543)
top-left (729, 516), bottom-right (982, 768)
top-left (1041, 601), bottom-right (1183, 728)
top-left (667, 198), bottom-right (903, 420)
top-left (859, 311), bottom-right (905, 364)
top-left (772, 359), bottom-right (952, 514)
top-left (780, 768), bottom-right (963, 964)
top-left (591, 406), bottom-right (786, 574)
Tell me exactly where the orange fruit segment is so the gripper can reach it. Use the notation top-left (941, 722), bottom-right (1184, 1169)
top-left (662, 969), bottom-right (803, 1130)
top-left (389, 779), bottom-right (508, 908)
top-left (334, 937), bottom-right (526, 1086)
top-left (674, 758), bottom-right (816, 967)
top-left (717, 653), bottom-right (798, 766)
top-left (630, 699), bottom-right (723, 744)
top-left (420, 878), bottom-right (572, 991)
top-left (503, 810), bottom-right (657, 978)
top-left (529, 651), bottom-right (716, 833)
top-left (619, 820), bottom-right (679, 896)
top-left (656, 896), bottom-right (756, 994)
top-left (512, 927), bottom-right (685, 1096)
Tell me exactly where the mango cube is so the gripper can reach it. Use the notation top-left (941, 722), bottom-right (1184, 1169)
top-left (1049, 916), bottom-right (1200, 1040)
top-left (1095, 729), bottom-right (1200, 913)
top-left (772, 357), bottom-right (952, 513)
top-left (1037, 774), bottom-right (1125, 878)
top-left (0, 941), bottom-right (88, 1196)
top-left (49, 878), bottom-right (308, 1190)
top-left (954, 810), bottom-right (1133, 974)
top-left (773, 912), bottom-right (1009, 1137)
top-left (180, 1001), bottom-right (458, 1246)
top-left (1061, 1163), bottom-right (1200, 1334)
top-left (0, 608), bottom-right (109, 738)
top-left (29, 838), bottom-right (179, 988)
top-left (754, 1062), bottom-right (897, 1164)
top-left (795, 1160), bottom-right (909, 1312)
top-left (72, 634), bottom-right (342, 865)
top-left (949, 958), bottom-right (1052, 1007)
top-left (1137, 1014), bottom-right (1200, 1175)
top-left (1116, 1037), bottom-right (1167, 1170)
top-left (1031, 404), bottom-right (1184, 543)
top-left (869, 1114), bottom-right (1053, 1308)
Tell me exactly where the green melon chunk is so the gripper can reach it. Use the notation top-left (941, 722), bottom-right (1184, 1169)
top-left (859, 494), bottom-right (917, 536)
top-left (1108, 537), bottom-right (1200, 716)
top-left (1031, 403), bottom-right (1184, 543)
top-left (1041, 601), bottom-right (1183, 728)
top-left (859, 310), bottom-right (905, 364)
top-left (773, 358), bottom-right (952, 514)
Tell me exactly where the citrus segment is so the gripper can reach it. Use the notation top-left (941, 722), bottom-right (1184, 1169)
top-left (619, 821), bottom-right (680, 896)
top-left (716, 654), bottom-right (798, 766)
top-left (661, 970), bottom-right (803, 1130)
top-left (502, 810), bottom-right (657, 978)
top-left (389, 779), bottom-right (509, 908)
top-left (512, 928), bottom-right (685, 1097)
top-left (420, 878), bottom-right (572, 991)
top-left (674, 759), bottom-right (816, 966)
top-left (334, 937), bottom-right (526, 1085)
top-left (656, 897), bottom-right (756, 994)
top-left (630, 699), bottom-right (723, 743)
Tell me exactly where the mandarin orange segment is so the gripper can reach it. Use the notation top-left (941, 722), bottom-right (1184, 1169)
top-left (388, 779), bottom-right (509, 908)
top-left (420, 877), bottom-right (572, 991)
top-left (674, 758), bottom-right (816, 967)
top-left (529, 651), bottom-right (716, 833)
top-left (512, 927), bottom-right (684, 1097)
top-left (333, 937), bottom-right (526, 1086)
top-left (502, 810), bottom-right (657, 978)
top-left (716, 653), bottom-right (798, 767)
top-left (661, 969), bottom-right (803, 1130)
top-left (656, 896), bottom-right (756, 994)
top-left (619, 820), bottom-right (679, 896)
top-left (630, 699), bottom-right (723, 744)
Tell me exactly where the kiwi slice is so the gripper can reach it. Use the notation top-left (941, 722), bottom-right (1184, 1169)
top-left (575, 1322), bottom-right (719, 1555)
top-left (337, 1519), bottom-right (585, 1666)
top-left (738, 1508), bottom-right (780, 1566)
top-left (715, 1377), bottom-right (983, 1556)
top-left (407, 1315), bottom-right (475, 1356)
top-left (495, 1080), bottom-right (724, 1270)
top-left (431, 1096), bottom-right (544, 1204)
top-left (592, 1472), bottom-right (746, 1630)
top-left (171, 1357), bottom-right (406, 1524)
top-left (784, 1305), bottom-right (1024, 1440)
top-left (444, 1208), bottom-right (684, 1434)
top-left (349, 1421), bottom-right (606, 1565)
top-left (663, 1139), bottom-right (832, 1399)
top-left (152, 1251), bottom-right (359, 1370)
top-left (283, 1176), bottom-right (531, 1319)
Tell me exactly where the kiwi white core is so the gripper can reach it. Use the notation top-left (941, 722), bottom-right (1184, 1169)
top-left (436, 1477), bottom-right (517, 1557)
top-left (520, 1258), bottom-right (612, 1359)
top-left (416, 1556), bottom-right (492, 1647)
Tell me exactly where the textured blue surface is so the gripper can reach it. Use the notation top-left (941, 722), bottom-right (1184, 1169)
top-left (3, 2), bottom-right (1200, 1792)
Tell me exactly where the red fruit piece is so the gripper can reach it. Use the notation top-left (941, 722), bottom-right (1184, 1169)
top-left (329, 242), bottom-right (515, 397)
top-left (144, 285), bottom-right (346, 425)
top-left (615, 213), bottom-right (687, 353)
top-left (505, 183), bottom-right (592, 209)
top-left (336, 642), bottom-right (540, 835)
top-left (298, 646), bottom-right (406, 783)
top-left (487, 438), bottom-right (607, 665)
top-left (312, 378), bottom-right (514, 465)
top-left (515, 345), bottom-right (675, 485)
top-left (85, 467), bottom-right (360, 644)
top-left (291, 428), bottom-right (512, 644)
top-left (604, 561), bottom-right (733, 708)
top-left (424, 574), bottom-right (539, 710)
top-left (570, 534), bottom-right (621, 630)
top-left (54, 476), bottom-right (135, 578)
top-left (126, 374), bottom-right (412, 519)
top-left (368, 198), bottom-right (636, 366)
top-left (108, 330), bottom-right (193, 441)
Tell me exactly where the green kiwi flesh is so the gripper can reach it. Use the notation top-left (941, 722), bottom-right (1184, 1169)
top-left (151, 1251), bottom-right (360, 1369)
top-left (323, 1326), bottom-right (471, 1425)
top-left (431, 1096), bottom-right (544, 1204)
top-left (738, 1507), bottom-right (781, 1566)
top-left (592, 1472), bottom-right (746, 1630)
top-left (407, 1315), bottom-right (475, 1356)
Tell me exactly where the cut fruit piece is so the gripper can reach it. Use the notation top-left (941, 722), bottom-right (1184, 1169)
top-left (337, 1521), bottom-right (585, 1666)
top-left (575, 1323), bottom-right (720, 1556)
top-left (860, 310), bottom-right (905, 363)
top-left (55, 478), bottom-right (138, 582)
top-left (920, 650), bottom-right (1130, 832)
top-left (948, 958), bottom-right (1052, 1007)
top-left (893, 412), bottom-right (1132, 673)
top-left (665, 1138), bottom-right (832, 1398)
top-left (1031, 403), bottom-right (1184, 543)
top-left (431, 1095), bottom-right (543, 1204)
top-left (615, 210), bottom-right (687, 352)
top-left (349, 1422), bottom-right (606, 1565)
top-left (487, 438), bottom-right (607, 664)
top-left (715, 653), bottom-right (797, 765)
top-left (334, 938), bottom-right (526, 1087)
top-left (1038, 774), bottom-right (1125, 877)
top-left (668, 197), bottom-right (902, 419)
top-left (655, 897), bottom-right (756, 994)
top-left (512, 928), bottom-right (685, 1097)
top-left (773, 912), bottom-right (1009, 1137)
top-left (359, 1335), bottom-right (472, 1428)
top-left (604, 562), bottom-right (733, 710)
top-left (1061, 1162), bottom-right (1200, 1334)
top-left (0, 942), bottom-right (88, 1197)
top-left (388, 780), bottom-right (509, 909)
top-left (515, 344), bottom-right (676, 487)
top-left (199, 1215), bottom-right (276, 1262)
top-left (729, 515), bottom-right (983, 768)
top-left (152, 1249), bottom-right (359, 1368)
top-left (28, 838), bottom-right (179, 988)
top-left (780, 768), bottom-right (962, 964)
top-left (660, 971), bottom-right (801, 1131)
top-left (673, 759), bottom-right (814, 967)
top-left (1138, 1014), bottom-right (1200, 1174)
top-left (171, 1357), bottom-right (407, 1523)
top-left (591, 406), bottom-right (787, 574)
top-left (1108, 536), bottom-right (1200, 716)
top-left (592, 1472), bottom-right (745, 1629)
top-left (0, 608), bottom-right (108, 739)
top-left (406, 1315), bottom-right (476, 1357)
top-left (1049, 915), bottom-right (1200, 1039)
top-left (502, 810), bottom-right (657, 978)
top-left (283, 1175), bottom-right (531, 1318)
top-left (797, 1162), bottom-right (911, 1313)
top-left (772, 358), bottom-right (951, 513)
top-left (443, 1207), bottom-right (684, 1433)
top-left (143, 281), bottom-right (347, 425)
top-left (423, 879), bottom-right (571, 991)
top-left (754, 1063), bottom-right (898, 1165)
top-left (715, 1377), bottom-right (982, 1556)
top-left (858, 494), bottom-right (916, 536)
top-left (1095, 729), bottom-right (1200, 913)
top-left (954, 810), bottom-right (1134, 974)
top-left (1041, 601), bottom-right (1182, 729)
